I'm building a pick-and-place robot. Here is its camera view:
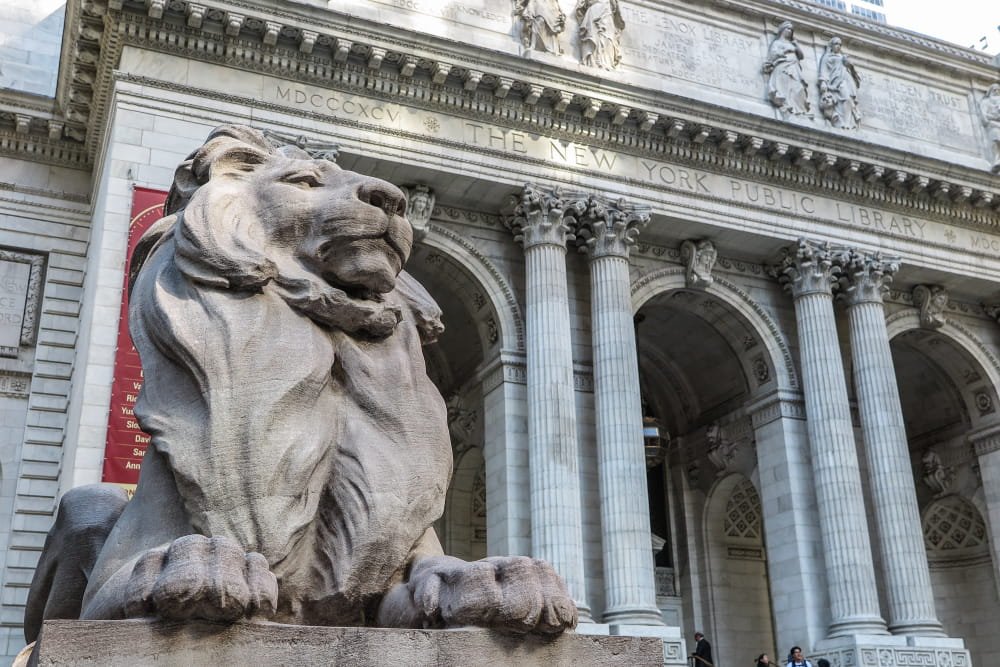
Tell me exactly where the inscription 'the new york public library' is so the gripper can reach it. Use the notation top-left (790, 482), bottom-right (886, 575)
top-left (271, 83), bottom-right (1000, 258)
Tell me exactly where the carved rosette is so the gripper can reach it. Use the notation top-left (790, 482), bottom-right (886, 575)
top-left (912, 285), bottom-right (948, 329)
top-left (836, 250), bottom-right (900, 307)
top-left (771, 238), bottom-right (841, 298)
top-left (572, 195), bottom-right (649, 259)
top-left (505, 183), bottom-right (577, 250)
top-left (402, 185), bottom-right (435, 239)
top-left (680, 239), bottom-right (717, 289)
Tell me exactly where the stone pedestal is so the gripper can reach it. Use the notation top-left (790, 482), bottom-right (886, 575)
top-left (31, 620), bottom-right (664, 666)
top-left (813, 633), bottom-right (970, 667)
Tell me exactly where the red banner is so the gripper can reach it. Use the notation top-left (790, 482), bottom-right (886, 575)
top-left (101, 187), bottom-right (168, 494)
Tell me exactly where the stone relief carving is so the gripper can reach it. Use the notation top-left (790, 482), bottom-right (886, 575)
top-left (679, 239), bottom-right (717, 289)
top-left (818, 37), bottom-right (861, 129)
top-left (705, 423), bottom-right (735, 476)
top-left (514, 0), bottom-right (566, 56)
top-left (980, 83), bottom-right (1000, 173)
top-left (763, 21), bottom-right (811, 118)
top-left (446, 392), bottom-right (479, 459)
top-left (24, 126), bottom-right (577, 645)
top-left (0, 248), bottom-right (45, 358)
top-left (912, 284), bottom-right (948, 329)
top-left (575, 0), bottom-right (625, 70)
top-left (921, 449), bottom-right (955, 497)
top-left (402, 185), bottom-right (435, 239)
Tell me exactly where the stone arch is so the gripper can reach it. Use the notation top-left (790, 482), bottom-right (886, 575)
top-left (702, 473), bottom-right (775, 667)
top-left (422, 223), bottom-right (524, 353)
top-left (631, 268), bottom-right (798, 395)
top-left (885, 311), bottom-right (1000, 431)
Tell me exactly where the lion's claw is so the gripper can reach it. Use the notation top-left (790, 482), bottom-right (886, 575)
top-left (123, 534), bottom-right (277, 622)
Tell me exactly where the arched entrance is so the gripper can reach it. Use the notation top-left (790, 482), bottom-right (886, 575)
top-left (889, 320), bottom-right (1000, 665)
top-left (634, 282), bottom-right (780, 667)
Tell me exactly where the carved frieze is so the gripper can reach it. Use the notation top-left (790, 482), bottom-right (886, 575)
top-left (836, 249), bottom-right (900, 306)
top-left (575, 0), bottom-right (625, 70)
top-left (980, 83), bottom-right (1000, 173)
top-left (912, 284), bottom-right (948, 329)
top-left (0, 370), bottom-right (31, 399)
top-left (818, 37), bottom-right (862, 130)
top-left (679, 239), bottom-right (717, 289)
top-left (514, 0), bottom-right (566, 56)
top-left (573, 195), bottom-right (649, 259)
top-left (763, 21), bottom-right (811, 118)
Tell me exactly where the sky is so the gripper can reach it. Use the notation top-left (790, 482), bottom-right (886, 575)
top-left (886, 0), bottom-right (1000, 55)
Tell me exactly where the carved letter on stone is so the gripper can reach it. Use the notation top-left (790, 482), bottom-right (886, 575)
top-left (575, 0), bottom-right (625, 70)
top-left (912, 285), bottom-right (948, 329)
top-left (0, 250), bottom-right (44, 358)
top-left (763, 21), bottom-right (811, 118)
top-left (24, 126), bottom-right (577, 645)
top-left (680, 239), bottom-right (717, 289)
top-left (980, 83), bottom-right (1000, 173)
top-left (818, 37), bottom-right (861, 129)
top-left (402, 185), bottom-right (435, 240)
top-left (514, 0), bottom-right (566, 56)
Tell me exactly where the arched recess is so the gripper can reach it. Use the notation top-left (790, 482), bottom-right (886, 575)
top-left (631, 268), bottom-right (785, 657)
top-left (703, 474), bottom-right (776, 667)
top-left (886, 310), bottom-right (1000, 666)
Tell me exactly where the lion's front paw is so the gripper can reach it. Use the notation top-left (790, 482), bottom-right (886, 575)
top-left (123, 534), bottom-right (277, 622)
top-left (384, 555), bottom-right (577, 634)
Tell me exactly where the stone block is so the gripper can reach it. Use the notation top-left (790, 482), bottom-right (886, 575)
top-left (32, 620), bottom-right (663, 666)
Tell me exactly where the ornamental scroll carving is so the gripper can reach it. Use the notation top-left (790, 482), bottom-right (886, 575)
top-left (912, 285), bottom-right (948, 329)
top-left (836, 249), bottom-right (899, 306)
top-left (505, 183), bottom-right (578, 249)
top-left (770, 238), bottom-right (841, 298)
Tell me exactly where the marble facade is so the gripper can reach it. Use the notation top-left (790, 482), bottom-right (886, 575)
top-left (1, 0), bottom-right (999, 665)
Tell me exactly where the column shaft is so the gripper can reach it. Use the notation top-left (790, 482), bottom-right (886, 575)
top-left (589, 254), bottom-right (661, 625)
top-left (847, 300), bottom-right (943, 635)
top-left (792, 289), bottom-right (886, 635)
top-left (524, 242), bottom-right (591, 620)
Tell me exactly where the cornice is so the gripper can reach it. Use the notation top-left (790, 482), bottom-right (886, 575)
top-left (51, 0), bottom-right (1000, 227)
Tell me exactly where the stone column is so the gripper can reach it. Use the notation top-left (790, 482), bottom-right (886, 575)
top-left (773, 239), bottom-right (887, 637)
top-left (969, 426), bottom-right (1000, 602)
top-left (575, 195), bottom-right (662, 626)
top-left (506, 185), bottom-right (591, 621)
top-left (838, 250), bottom-right (944, 636)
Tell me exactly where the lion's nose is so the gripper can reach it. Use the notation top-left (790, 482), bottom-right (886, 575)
top-left (357, 180), bottom-right (407, 218)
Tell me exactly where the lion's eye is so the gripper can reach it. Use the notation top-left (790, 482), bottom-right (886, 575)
top-left (283, 172), bottom-right (322, 188)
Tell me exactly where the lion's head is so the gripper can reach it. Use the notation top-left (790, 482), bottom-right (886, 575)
top-left (136, 125), bottom-right (424, 337)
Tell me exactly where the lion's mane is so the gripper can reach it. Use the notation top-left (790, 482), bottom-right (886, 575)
top-left (128, 125), bottom-right (452, 624)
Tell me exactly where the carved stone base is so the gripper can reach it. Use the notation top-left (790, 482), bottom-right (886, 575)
top-left (814, 633), bottom-right (971, 667)
top-left (31, 620), bottom-right (664, 666)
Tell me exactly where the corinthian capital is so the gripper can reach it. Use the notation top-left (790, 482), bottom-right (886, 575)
top-left (572, 194), bottom-right (650, 259)
top-left (836, 249), bottom-right (900, 306)
top-left (770, 238), bottom-right (842, 298)
top-left (505, 183), bottom-right (577, 249)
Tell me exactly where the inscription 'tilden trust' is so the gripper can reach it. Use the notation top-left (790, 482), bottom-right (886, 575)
top-left (270, 83), bottom-right (997, 255)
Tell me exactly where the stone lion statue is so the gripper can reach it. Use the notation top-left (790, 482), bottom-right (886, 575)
top-left (24, 126), bottom-right (576, 645)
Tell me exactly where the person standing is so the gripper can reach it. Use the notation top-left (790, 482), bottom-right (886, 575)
top-left (785, 646), bottom-right (813, 667)
top-left (756, 653), bottom-right (771, 667)
top-left (690, 632), bottom-right (714, 666)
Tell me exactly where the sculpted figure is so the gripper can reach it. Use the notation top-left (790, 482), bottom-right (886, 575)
top-left (980, 83), bottom-right (1000, 173)
top-left (763, 21), bottom-right (810, 117)
top-left (818, 37), bottom-right (861, 129)
top-left (912, 284), bottom-right (948, 329)
top-left (680, 239), bottom-right (717, 289)
top-left (514, 0), bottom-right (566, 55)
top-left (402, 184), bottom-right (435, 239)
top-left (25, 126), bottom-right (576, 644)
top-left (575, 0), bottom-right (625, 70)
